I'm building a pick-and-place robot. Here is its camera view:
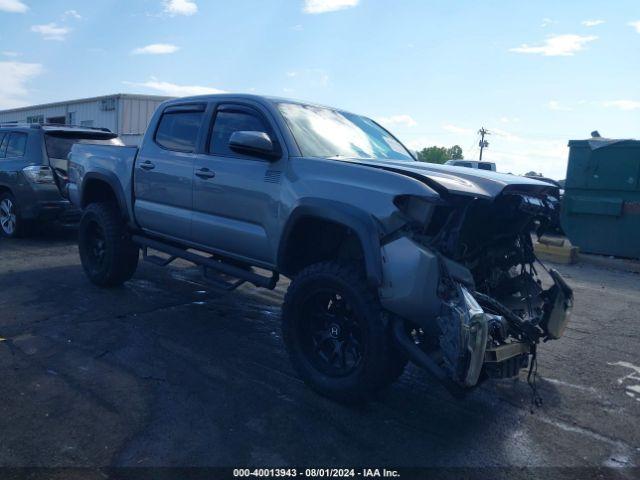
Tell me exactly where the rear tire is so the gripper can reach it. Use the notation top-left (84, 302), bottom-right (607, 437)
top-left (78, 203), bottom-right (139, 287)
top-left (282, 261), bottom-right (399, 403)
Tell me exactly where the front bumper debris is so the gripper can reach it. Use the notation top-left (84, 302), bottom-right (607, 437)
top-left (541, 269), bottom-right (574, 340)
top-left (437, 285), bottom-right (488, 388)
top-left (391, 268), bottom-right (574, 392)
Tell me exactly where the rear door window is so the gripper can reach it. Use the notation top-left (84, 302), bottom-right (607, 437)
top-left (478, 163), bottom-right (493, 170)
top-left (155, 110), bottom-right (204, 152)
top-left (5, 133), bottom-right (27, 158)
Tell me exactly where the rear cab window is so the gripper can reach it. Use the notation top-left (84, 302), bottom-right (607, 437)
top-left (154, 104), bottom-right (205, 152)
top-left (478, 163), bottom-right (494, 171)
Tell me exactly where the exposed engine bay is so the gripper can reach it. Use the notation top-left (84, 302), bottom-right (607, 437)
top-left (383, 186), bottom-right (573, 391)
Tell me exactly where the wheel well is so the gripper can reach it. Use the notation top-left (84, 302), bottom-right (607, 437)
top-left (280, 217), bottom-right (365, 276)
top-left (0, 185), bottom-right (12, 197)
top-left (82, 179), bottom-right (118, 208)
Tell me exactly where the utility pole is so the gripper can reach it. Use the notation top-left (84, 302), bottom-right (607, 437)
top-left (478, 127), bottom-right (490, 161)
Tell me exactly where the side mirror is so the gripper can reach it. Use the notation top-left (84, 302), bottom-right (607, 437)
top-left (228, 131), bottom-right (278, 159)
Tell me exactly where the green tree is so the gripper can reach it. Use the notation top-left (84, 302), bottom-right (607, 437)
top-left (448, 145), bottom-right (463, 160)
top-left (416, 145), bottom-right (464, 164)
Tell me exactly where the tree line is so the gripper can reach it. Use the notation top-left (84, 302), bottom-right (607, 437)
top-left (415, 145), bottom-right (464, 164)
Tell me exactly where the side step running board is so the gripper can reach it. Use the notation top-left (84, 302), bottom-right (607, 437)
top-left (133, 235), bottom-right (279, 290)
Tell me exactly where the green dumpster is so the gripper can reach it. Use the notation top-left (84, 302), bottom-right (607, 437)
top-left (561, 138), bottom-right (640, 259)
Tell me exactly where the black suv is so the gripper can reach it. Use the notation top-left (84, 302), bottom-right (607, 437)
top-left (0, 124), bottom-right (122, 237)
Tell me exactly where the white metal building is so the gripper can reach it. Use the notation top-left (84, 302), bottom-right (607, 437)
top-left (0, 94), bottom-right (172, 145)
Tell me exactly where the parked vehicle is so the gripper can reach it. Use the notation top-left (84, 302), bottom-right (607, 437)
top-left (523, 174), bottom-right (564, 235)
top-left (562, 138), bottom-right (640, 258)
top-left (67, 95), bottom-right (572, 403)
top-left (0, 124), bottom-right (123, 238)
top-left (445, 159), bottom-right (497, 171)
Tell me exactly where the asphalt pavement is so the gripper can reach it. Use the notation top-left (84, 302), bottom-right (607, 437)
top-left (0, 228), bottom-right (638, 476)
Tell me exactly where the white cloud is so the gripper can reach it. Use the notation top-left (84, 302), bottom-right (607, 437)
top-left (629, 21), bottom-right (640, 34)
top-left (163, 0), bottom-right (198, 16)
top-left (540, 18), bottom-right (555, 28)
top-left (510, 34), bottom-right (597, 56)
top-left (31, 23), bottom-right (70, 41)
top-left (123, 78), bottom-right (226, 97)
top-left (62, 9), bottom-right (82, 20)
top-left (2, 51), bottom-right (20, 57)
top-left (491, 127), bottom-right (523, 142)
top-left (292, 24), bottom-right (303, 31)
top-left (0, 0), bottom-right (28, 13)
top-left (602, 100), bottom-right (640, 111)
top-left (0, 61), bottom-right (43, 109)
top-left (132, 43), bottom-right (180, 55)
top-left (499, 116), bottom-right (520, 124)
top-left (443, 124), bottom-right (472, 135)
top-left (303, 0), bottom-right (359, 14)
top-left (582, 19), bottom-right (604, 27)
top-left (376, 115), bottom-right (417, 128)
top-left (547, 100), bottom-right (572, 111)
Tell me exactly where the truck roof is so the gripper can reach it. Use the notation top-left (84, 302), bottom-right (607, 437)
top-left (159, 93), bottom-right (358, 115)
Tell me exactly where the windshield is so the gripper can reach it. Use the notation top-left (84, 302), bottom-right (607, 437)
top-left (278, 103), bottom-right (414, 161)
top-left (45, 135), bottom-right (124, 159)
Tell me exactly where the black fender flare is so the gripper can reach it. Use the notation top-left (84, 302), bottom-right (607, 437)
top-left (277, 199), bottom-right (384, 287)
top-left (80, 171), bottom-right (129, 222)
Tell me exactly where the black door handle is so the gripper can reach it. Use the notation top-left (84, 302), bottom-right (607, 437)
top-left (195, 168), bottom-right (216, 179)
top-left (140, 161), bottom-right (155, 170)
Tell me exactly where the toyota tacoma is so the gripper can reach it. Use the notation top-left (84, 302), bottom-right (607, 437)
top-left (67, 94), bottom-right (573, 402)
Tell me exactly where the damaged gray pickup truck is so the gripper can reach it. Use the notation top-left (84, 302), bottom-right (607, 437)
top-left (67, 94), bottom-right (573, 402)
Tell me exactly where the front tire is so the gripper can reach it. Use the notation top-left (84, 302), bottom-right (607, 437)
top-left (282, 261), bottom-right (399, 403)
top-left (78, 203), bottom-right (139, 287)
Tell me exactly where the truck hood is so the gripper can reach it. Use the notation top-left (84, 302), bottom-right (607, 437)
top-left (337, 158), bottom-right (558, 199)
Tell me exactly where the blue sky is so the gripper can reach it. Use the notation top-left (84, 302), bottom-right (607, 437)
top-left (1, 0), bottom-right (639, 179)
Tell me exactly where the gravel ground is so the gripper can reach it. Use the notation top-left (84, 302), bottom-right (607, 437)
top-left (0, 228), bottom-right (638, 476)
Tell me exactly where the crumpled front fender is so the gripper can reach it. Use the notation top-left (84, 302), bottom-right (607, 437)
top-left (378, 236), bottom-right (475, 331)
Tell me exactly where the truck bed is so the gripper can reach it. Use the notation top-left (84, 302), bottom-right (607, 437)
top-left (67, 143), bottom-right (138, 220)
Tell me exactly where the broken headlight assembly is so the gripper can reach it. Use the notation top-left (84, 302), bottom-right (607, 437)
top-left (393, 195), bottom-right (434, 225)
top-left (438, 284), bottom-right (489, 387)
